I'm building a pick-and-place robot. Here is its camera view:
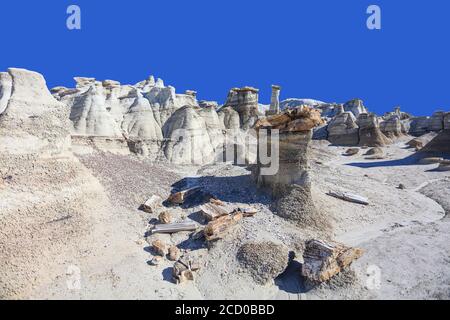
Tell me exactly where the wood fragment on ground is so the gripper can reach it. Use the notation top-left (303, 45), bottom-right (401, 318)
top-left (327, 191), bottom-right (369, 205)
top-left (302, 239), bottom-right (364, 283)
top-left (167, 187), bottom-right (202, 205)
top-left (151, 222), bottom-right (198, 234)
top-left (199, 201), bottom-right (232, 221)
top-left (204, 211), bottom-right (243, 241)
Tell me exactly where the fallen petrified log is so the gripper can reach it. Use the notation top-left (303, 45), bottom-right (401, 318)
top-left (200, 199), bottom-right (257, 222)
top-left (167, 187), bottom-right (202, 205)
top-left (204, 211), bottom-right (243, 241)
top-left (302, 239), bottom-right (364, 283)
top-left (199, 201), bottom-right (232, 222)
top-left (327, 191), bottom-right (369, 205)
top-left (151, 222), bottom-right (198, 234)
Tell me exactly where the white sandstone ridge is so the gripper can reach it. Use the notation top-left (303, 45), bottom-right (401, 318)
top-left (52, 74), bottom-right (262, 165)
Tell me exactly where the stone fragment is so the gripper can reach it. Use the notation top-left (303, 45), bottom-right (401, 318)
top-left (142, 195), bottom-right (163, 213)
top-left (149, 256), bottom-right (163, 266)
top-left (152, 240), bottom-right (167, 256)
top-left (158, 211), bottom-right (173, 224)
top-left (344, 148), bottom-right (359, 156)
top-left (168, 246), bottom-right (181, 261)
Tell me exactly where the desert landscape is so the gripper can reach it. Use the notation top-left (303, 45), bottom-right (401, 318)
top-left (0, 68), bottom-right (449, 300)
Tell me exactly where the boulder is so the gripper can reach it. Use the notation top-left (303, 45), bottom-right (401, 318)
top-left (364, 147), bottom-right (384, 157)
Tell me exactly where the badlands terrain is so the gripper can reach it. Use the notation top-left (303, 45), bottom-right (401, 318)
top-left (0, 68), bottom-right (449, 300)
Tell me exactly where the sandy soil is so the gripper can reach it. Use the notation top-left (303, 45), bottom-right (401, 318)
top-left (1, 136), bottom-right (449, 300)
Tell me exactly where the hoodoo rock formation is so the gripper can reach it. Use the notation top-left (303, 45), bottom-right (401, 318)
top-left (253, 107), bottom-right (329, 230)
top-left (224, 87), bottom-right (260, 129)
top-left (267, 85), bottom-right (281, 116)
top-left (380, 115), bottom-right (403, 138)
top-left (327, 112), bottom-right (360, 146)
top-left (357, 113), bottom-right (391, 147)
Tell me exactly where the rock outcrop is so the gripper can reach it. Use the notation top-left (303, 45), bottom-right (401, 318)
top-left (409, 117), bottom-right (432, 137)
top-left (162, 106), bottom-right (217, 165)
top-left (224, 87), bottom-right (260, 129)
top-left (343, 99), bottom-right (368, 117)
top-left (421, 112), bottom-right (450, 155)
top-left (380, 115), bottom-right (403, 138)
top-left (357, 113), bottom-right (391, 147)
top-left (69, 85), bottom-right (122, 137)
top-left (327, 112), bottom-right (359, 146)
top-left (0, 68), bottom-right (71, 156)
top-left (122, 90), bottom-right (163, 141)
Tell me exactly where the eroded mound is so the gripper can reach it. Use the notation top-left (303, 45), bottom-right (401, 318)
top-left (237, 241), bottom-right (289, 285)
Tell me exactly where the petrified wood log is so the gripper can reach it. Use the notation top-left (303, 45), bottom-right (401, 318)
top-left (151, 222), bottom-right (198, 234)
top-left (199, 201), bottom-right (232, 221)
top-left (302, 239), bottom-right (364, 283)
top-left (203, 212), bottom-right (243, 241)
top-left (167, 187), bottom-right (202, 205)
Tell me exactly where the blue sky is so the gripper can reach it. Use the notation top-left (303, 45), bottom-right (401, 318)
top-left (0, 0), bottom-right (449, 116)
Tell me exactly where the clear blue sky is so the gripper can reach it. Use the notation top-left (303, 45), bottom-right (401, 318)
top-left (1, 0), bottom-right (449, 116)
